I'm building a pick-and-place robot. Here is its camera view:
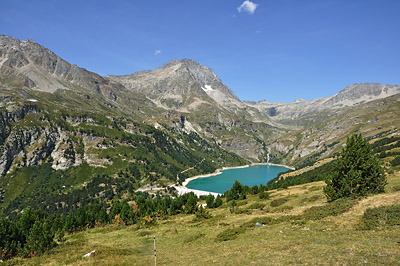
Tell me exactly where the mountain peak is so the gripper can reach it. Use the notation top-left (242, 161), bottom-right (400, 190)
top-left (0, 35), bottom-right (121, 95)
top-left (160, 59), bottom-right (182, 68)
top-left (326, 83), bottom-right (400, 107)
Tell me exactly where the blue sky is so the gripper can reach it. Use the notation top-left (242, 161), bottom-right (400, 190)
top-left (2, 0), bottom-right (400, 102)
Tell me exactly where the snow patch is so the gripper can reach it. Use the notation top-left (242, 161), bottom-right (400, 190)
top-left (28, 99), bottom-right (38, 102)
top-left (202, 85), bottom-right (215, 93)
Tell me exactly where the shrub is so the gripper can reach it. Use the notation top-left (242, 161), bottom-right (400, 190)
top-left (391, 156), bottom-right (400, 167)
top-left (391, 185), bottom-right (400, 192)
top-left (272, 205), bottom-right (294, 213)
top-left (360, 205), bottom-right (400, 230)
top-left (270, 198), bottom-right (289, 207)
top-left (247, 203), bottom-right (266, 210)
top-left (302, 198), bottom-right (356, 220)
top-left (229, 200), bottom-right (237, 214)
top-left (304, 195), bottom-right (322, 203)
top-left (195, 206), bottom-right (212, 220)
top-left (184, 233), bottom-right (205, 243)
top-left (215, 228), bottom-right (243, 242)
top-left (234, 208), bottom-right (252, 215)
top-left (259, 192), bottom-right (270, 199)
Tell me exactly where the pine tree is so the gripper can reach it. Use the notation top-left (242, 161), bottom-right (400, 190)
top-left (23, 219), bottom-right (55, 257)
top-left (205, 195), bottom-right (215, 208)
top-left (324, 134), bottom-right (386, 201)
top-left (184, 193), bottom-right (198, 214)
top-left (214, 195), bottom-right (223, 208)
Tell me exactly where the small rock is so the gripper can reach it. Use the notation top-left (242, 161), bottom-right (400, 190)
top-left (83, 250), bottom-right (96, 258)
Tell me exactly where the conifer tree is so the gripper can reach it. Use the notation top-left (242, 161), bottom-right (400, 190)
top-left (214, 195), bottom-right (223, 208)
top-left (205, 194), bottom-right (215, 208)
top-left (324, 134), bottom-right (386, 201)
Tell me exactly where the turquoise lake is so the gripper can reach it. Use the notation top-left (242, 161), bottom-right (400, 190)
top-left (186, 164), bottom-right (289, 194)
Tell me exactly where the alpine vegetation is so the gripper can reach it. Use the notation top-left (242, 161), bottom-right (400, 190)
top-left (324, 134), bottom-right (387, 201)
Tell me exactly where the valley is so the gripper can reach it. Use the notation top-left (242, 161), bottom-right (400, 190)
top-left (0, 35), bottom-right (400, 265)
top-left (1, 35), bottom-right (400, 217)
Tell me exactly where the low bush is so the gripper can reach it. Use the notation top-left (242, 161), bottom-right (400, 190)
top-left (360, 205), bottom-right (400, 230)
top-left (195, 206), bottom-right (212, 220)
top-left (137, 231), bottom-right (152, 237)
top-left (215, 228), bottom-right (243, 242)
top-left (271, 205), bottom-right (294, 213)
top-left (391, 156), bottom-right (400, 166)
top-left (302, 198), bottom-right (356, 221)
top-left (247, 203), bottom-right (266, 210)
top-left (234, 208), bottom-right (252, 215)
top-left (308, 186), bottom-right (321, 192)
top-left (270, 198), bottom-right (289, 207)
top-left (303, 195), bottom-right (322, 203)
top-left (184, 233), bottom-right (205, 243)
top-left (391, 185), bottom-right (400, 192)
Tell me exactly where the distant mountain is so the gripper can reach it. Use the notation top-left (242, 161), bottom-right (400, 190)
top-left (326, 83), bottom-right (400, 106)
top-left (0, 35), bottom-right (126, 103)
top-left (246, 83), bottom-right (400, 126)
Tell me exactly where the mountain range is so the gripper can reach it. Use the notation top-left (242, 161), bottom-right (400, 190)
top-left (1, 35), bottom-right (399, 215)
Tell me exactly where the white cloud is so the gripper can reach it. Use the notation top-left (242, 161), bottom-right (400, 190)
top-left (154, 50), bottom-right (161, 55)
top-left (237, 1), bottom-right (258, 15)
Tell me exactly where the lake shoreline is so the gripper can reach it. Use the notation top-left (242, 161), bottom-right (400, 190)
top-left (172, 163), bottom-right (294, 196)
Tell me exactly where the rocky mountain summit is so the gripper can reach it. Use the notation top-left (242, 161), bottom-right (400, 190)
top-left (107, 58), bottom-right (255, 117)
top-left (0, 35), bottom-right (123, 100)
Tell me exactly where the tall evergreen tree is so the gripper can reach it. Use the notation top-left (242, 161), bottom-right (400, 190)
top-left (324, 134), bottom-right (386, 201)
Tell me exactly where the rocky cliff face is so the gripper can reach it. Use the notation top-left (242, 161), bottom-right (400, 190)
top-left (0, 104), bottom-right (50, 175)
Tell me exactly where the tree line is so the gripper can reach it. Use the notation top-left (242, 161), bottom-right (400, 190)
top-left (0, 190), bottom-right (225, 260)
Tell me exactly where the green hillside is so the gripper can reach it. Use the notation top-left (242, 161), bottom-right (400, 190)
top-left (0, 88), bottom-right (247, 218)
top-left (3, 171), bottom-right (400, 265)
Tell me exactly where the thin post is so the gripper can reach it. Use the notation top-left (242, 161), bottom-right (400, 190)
top-left (154, 235), bottom-right (157, 266)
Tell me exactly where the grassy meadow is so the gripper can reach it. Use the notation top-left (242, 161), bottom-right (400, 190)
top-left (3, 170), bottom-right (400, 265)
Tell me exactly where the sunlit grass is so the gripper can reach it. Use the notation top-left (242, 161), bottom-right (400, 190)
top-left (6, 172), bottom-right (400, 265)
